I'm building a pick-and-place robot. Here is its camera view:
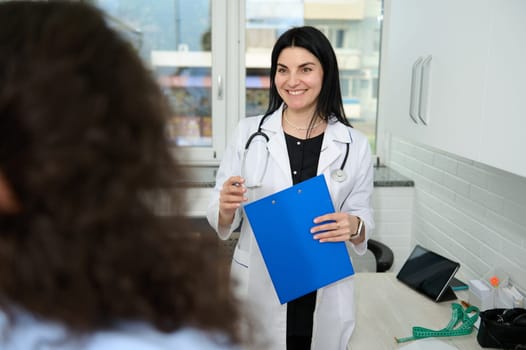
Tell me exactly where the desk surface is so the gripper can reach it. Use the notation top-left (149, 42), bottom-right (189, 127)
top-left (349, 273), bottom-right (483, 350)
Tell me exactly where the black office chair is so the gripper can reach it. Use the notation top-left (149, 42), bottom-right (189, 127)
top-left (367, 239), bottom-right (394, 272)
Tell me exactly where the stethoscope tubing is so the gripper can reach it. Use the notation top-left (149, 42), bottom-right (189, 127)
top-left (244, 114), bottom-right (351, 183)
top-left (244, 114), bottom-right (270, 150)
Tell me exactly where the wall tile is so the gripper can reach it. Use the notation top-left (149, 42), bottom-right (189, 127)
top-left (390, 136), bottom-right (526, 291)
top-left (442, 172), bottom-right (471, 198)
top-left (457, 162), bottom-right (488, 188)
top-left (434, 153), bottom-right (459, 174)
top-left (487, 171), bottom-right (526, 208)
top-left (454, 194), bottom-right (487, 219)
top-left (470, 185), bottom-right (504, 213)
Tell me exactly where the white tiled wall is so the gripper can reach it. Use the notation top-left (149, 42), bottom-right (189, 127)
top-left (372, 187), bottom-right (414, 273)
top-left (387, 136), bottom-right (526, 291)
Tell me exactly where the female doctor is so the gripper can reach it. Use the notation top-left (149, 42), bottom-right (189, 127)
top-left (207, 26), bottom-right (374, 350)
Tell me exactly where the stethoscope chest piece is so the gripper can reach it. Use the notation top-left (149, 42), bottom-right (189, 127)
top-left (331, 142), bottom-right (350, 183)
top-left (331, 169), bottom-right (347, 182)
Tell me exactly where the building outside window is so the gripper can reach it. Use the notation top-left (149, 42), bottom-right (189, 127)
top-left (89, 0), bottom-right (382, 164)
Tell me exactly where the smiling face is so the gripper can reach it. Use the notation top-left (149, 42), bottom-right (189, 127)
top-left (274, 46), bottom-right (324, 116)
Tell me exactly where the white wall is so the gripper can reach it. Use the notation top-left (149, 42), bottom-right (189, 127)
top-left (371, 186), bottom-right (413, 273)
top-left (386, 136), bottom-right (526, 291)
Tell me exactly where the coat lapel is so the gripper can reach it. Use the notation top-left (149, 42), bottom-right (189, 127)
top-left (262, 106), bottom-right (292, 183)
top-left (317, 120), bottom-right (352, 175)
top-left (259, 108), bottom-right (353, 185)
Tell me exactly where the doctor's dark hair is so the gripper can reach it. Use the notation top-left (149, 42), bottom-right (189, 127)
top-left (0, 0), bottom-right (244, 345)
top-left (264, 26), bottom-right (351, 127)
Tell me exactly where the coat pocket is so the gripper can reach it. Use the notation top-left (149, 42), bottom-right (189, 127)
top-left (231, 244), bottom-right (249, 298)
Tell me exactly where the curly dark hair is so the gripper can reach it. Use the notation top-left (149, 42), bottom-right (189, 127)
top-left (0, 0), bottom-right (243, 345)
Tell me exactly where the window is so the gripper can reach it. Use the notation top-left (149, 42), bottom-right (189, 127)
top-left (90, 0), bottom-right (382, 163)
top-left (90, 0), bottom-right (233, 165)
top-left (245, 0), bottom-right (383, 152)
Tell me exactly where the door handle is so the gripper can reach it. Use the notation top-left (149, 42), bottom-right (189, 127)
top-left (409, 57), bottom-right (423, 124)
top-left (418, 55), bottom-right (432, 125)
top-left (217, 74), bottom-right (223, 100)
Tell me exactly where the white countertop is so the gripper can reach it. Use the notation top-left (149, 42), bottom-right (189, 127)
top-left (349, 273), bottom-right (482, 350)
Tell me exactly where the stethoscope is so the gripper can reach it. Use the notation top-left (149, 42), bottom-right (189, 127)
top-left (244, 116), bottom-right (270, 149)
top-left (331, 142), bottom-right (349, 183)
top-left (244, 114), bottom-right (351, 184)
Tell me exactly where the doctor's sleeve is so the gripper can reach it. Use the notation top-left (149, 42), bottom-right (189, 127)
top-left (344, 136), bottom-right (375, 255)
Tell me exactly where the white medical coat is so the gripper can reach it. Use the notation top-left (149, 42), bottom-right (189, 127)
top-left (0, 308), bottom-right (241, 350)
top-left (207, 105), bottom-right (374, 350)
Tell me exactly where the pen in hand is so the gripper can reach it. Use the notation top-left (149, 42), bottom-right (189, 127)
top-left (230, 176), bottom-right (245, 188)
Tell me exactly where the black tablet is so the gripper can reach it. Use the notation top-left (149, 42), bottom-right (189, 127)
top-left (396, 244), bottom-right (460, 302)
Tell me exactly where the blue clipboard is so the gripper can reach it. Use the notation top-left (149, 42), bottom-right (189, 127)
top-left (243, 174), bottom-right (354, 304)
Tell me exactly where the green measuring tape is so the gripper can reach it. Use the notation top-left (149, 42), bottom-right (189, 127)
top-left (395, 302), bottom-right (480, 343)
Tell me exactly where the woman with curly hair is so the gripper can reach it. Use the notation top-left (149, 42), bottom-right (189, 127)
top-left (0, 1), bottom-right (247, 349)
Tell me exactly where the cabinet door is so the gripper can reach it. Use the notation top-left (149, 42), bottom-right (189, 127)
top-left (379, 0), bottom-right (490, 160)
top-left (378, 0), bottom-right (428, 145)
top-left (479, 0), bottom-right (526, 178)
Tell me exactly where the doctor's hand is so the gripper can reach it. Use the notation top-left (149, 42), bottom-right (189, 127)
top-left (218, 176), bottom-right (247, 227)
top-left (310, 212), bottom-right (364, 243)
